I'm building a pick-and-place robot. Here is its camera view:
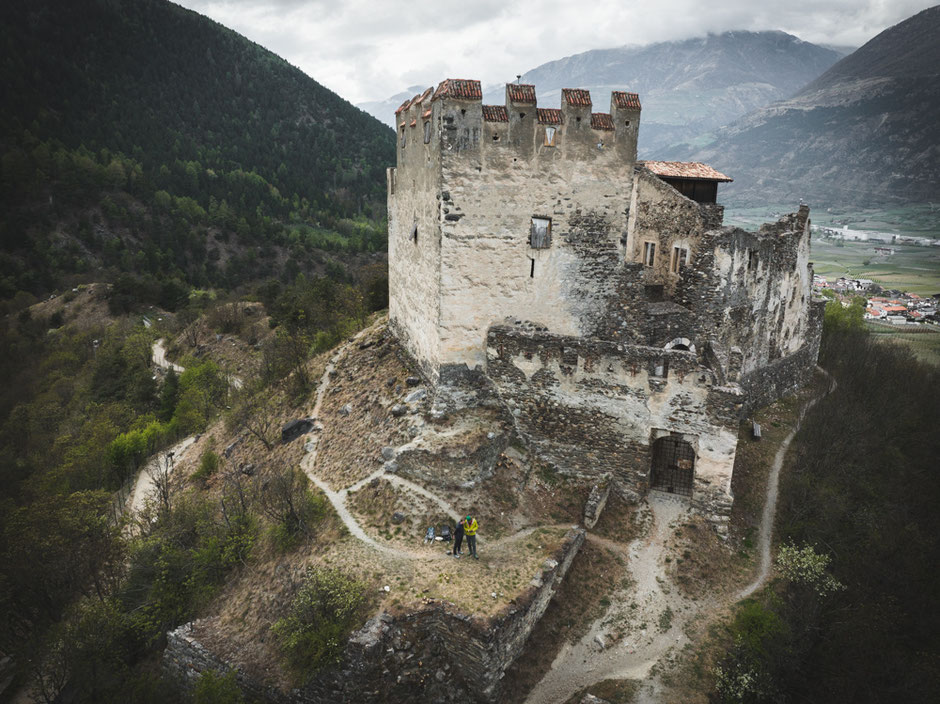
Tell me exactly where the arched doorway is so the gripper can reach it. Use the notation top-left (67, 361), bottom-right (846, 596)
top-left (650, 436), bottom-right (695, 497)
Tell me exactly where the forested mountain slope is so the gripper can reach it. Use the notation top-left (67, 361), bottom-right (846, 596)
top-left (0, 0), bottom-right (394, 301)
top-left (686, 5), bottom-right (940, 207)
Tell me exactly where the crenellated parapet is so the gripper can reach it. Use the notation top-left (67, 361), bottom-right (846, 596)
top-left (393, 79), bottom-right (641, 169)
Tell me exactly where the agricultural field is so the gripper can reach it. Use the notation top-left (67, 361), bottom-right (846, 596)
top-left (810, 240), bottom-right (940, 296)
top-left (866, 322), bottom-right (940, 366)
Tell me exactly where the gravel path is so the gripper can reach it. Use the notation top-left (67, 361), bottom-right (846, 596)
top-left (127, 436), bottom-right (197, 517)
top-left (525, 494), bottom-right (700, 704)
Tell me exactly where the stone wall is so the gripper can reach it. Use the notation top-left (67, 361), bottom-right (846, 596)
top-left (164, 528), bottom-right (586, 703)
top-left (485, 324), bottom-right (741, 516)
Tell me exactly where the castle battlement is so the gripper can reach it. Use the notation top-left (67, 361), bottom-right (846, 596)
top-left (392, 79), bottom-right (641, 171)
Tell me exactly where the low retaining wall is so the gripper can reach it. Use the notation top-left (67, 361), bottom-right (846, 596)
top-left (164, 527), bottom-right (586, 703)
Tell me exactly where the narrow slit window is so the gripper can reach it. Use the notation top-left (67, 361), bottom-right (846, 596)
top-left (400, 125), bottom-right (406, 148)
top-left (671, 246), bottom-right (689, 273)
top-left (544, 126), bottom-right (556, 146)
top-left (530, 217), bottom-right (551, 249)
top-left (530, 258), bottom-right (535, 278)
top-left (423, 121), bottom-right (431, 144)
top-left (644, 241), bottom-right (656, 267)
top-left (653, 358), bottom-right (669, 378)
top-left (411, 222), bottom-right (418, 243)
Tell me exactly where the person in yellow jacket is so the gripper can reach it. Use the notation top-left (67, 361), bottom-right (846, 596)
top-left (464, 515), bottom-right (479, 560)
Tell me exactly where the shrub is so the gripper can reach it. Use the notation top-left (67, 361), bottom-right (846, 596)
top-left (194, 669), bottom-right (244, 704)
top-left (193, 450), bottom-right (220, 483)
top-left (271, 567), bottom-right (368, 680)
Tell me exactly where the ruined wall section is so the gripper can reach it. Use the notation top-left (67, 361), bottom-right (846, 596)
top-left (685, 207), bottom-right (819, 383)
top-left (485, 324), bottom-right (741, 517)
top-left (388, 89), bottom-right (444, 381)
top-left (164, 529), bottom-right (585, 704)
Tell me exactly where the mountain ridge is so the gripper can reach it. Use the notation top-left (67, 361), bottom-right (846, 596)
top-left (686, 5), bottom-right (940, 207)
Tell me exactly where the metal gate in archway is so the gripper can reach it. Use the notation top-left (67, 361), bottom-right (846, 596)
top-left (650, 436), bottom-right (695, 496)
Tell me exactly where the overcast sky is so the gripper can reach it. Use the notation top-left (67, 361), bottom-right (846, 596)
top-left (174, 0), bottom-right (937, 104)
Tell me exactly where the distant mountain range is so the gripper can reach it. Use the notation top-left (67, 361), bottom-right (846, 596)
top-left (687, 5), bottom-right (940, 207)
top-left (360, 31), bottom-right (848, 156)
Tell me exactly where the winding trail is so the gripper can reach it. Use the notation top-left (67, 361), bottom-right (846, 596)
top-left (299, 332), bottom-right (462, 561)
top-left (738, 366), bottom-right (836, 599)
top-left (127, 436), bottom-right (198, 517)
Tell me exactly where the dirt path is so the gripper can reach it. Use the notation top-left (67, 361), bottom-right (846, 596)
top-left (738, 366), bottom-right (836, 599)
top-left (127, 436), bottom-right (198, 518)
top-left (526, 367), bottom-right (836, 703)
top-left (152, 338), bottom-right (185, 373)
top-left (525, 494), bottom-right (704, 704)
top-left (299, 331), bottom-right (509, 562)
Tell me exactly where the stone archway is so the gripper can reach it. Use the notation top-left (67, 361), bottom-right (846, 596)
top-left (649, 435), bottom-right (695, 497)
top-left (663, 337), bottom-right (695, 354)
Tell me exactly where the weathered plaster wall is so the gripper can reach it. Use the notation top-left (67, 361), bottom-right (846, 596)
top-left (485, 324), bottom-right (741, 517)
top-left (164, 528), bottom-right (585, 703)
top-left (387, 92), bottom-right (444, 381)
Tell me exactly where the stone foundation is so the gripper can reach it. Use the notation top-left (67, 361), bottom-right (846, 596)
top-left (164, 528), bottom-right (585, 703)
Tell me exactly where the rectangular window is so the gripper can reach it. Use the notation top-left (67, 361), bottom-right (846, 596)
top-left (530, 217), bottom-right (551, 249)
top-left (423, 121), bottom-right (431, 144)
top-left (670, 246), bottom-right (688, 273)
top-left (544, 126), bottom-right (556, 146)
top-left (643, 241), bottom-right (656, 267)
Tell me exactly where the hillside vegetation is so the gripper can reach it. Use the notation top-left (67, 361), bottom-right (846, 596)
top-left (706, 326), bottom-right (940, 702)
top-left (0, 0), bottom-right (394, 300)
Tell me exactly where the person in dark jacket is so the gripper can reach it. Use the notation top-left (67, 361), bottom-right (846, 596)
top-left (452, 517), bottom-right (465, 558)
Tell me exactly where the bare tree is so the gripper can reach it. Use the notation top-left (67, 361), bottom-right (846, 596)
top-left (227, 385), bottom-right (280, 451)
top-left (257, 465), bottom-right (319, 536)
top-left (148, 449), bottom-right (175, 514)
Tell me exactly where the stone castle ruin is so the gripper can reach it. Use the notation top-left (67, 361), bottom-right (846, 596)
top-left (387, 78), bottom-right (825, 524)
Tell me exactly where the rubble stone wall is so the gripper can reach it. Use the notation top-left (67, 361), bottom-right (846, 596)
top-left (485, 324), bottom-right (741, 516)
top-left (164, 528), bottom-right (585, 704)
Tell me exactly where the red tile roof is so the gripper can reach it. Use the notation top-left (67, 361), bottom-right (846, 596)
top-left (482, 105), bottom-right (509, 122)
top-left (422, 109), bottom-right (432, 119)
top-left (612, 91), bottom-right (641, 110)
top-left (640, 160), bottom-right (733, 182)
top-left (394, 98), bottom-right (411, 115)
top-left (562, 88), bottom-right (592, 106)
top-left (591, 112), bottom-right (614, 130)
top-left (409, 119), bottom-right (416, 127)
top-left (537, 108), bottom-right (563, 125)
top-left (417, 86), bottom-right (433, 103)
top-left (432, 78), bottom-right (482, 101)
top-left (507, 83), bottom-right (536, 104)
